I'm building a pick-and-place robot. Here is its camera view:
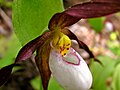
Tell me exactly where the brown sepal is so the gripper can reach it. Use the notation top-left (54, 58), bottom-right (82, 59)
top-left (35, 40), bottom-right (51, 90)
top-left (48, 13), bottom-right (80, 30)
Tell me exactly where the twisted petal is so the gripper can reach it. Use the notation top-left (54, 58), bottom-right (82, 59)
top-left (48, 13), bottom-right (80, 30)
top-left (0, 31), bottom-right (51, 87)
top-left (62, 28), bottom-right (102, 64)
top-left (62, 28), bottom-right (94, 58)
top-left (49, 47), bottom-right (92, 90)
top-left (49, 0), bottom-right (120, 30)
top-left (15, 31), bottom-right (51, 62)
top-left (35, 40), bottom-right (51, 90)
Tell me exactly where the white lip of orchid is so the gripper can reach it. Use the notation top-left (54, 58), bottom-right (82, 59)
top-left (49, 44), bottom-right (93, 90)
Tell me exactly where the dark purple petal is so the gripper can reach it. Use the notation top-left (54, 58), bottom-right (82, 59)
top-left (15, 31), bottom-right (51, 63)
top-left (78, 41), bottom-right (103, 65)
top-left (0, 64), bottom-right (15, 86)
top-left (49, 0), bottom-right (120, 30)
top-left (92, 0), bottom-right (120, 3)
top-left (65, 1), bottom-right (120, 18)
top-left (35, 42), bottom-right (51, 90)
top-left (62, 28), bottom-right (102, 65)
top-left (48, 13), bottom-right (80, 30)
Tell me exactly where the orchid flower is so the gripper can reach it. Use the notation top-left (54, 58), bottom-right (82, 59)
top-left (0, 0), bottom-right (120, 90)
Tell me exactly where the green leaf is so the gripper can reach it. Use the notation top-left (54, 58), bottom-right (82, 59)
top-left (48, 77), bottom-right (64, 90)
top-left (13, 0), bottom-right (64, 45)
top-left (30, 76), bottom-right (42, 90)
top-left (112, 63), bottom-right (120, 90)
top-left (90, 56), bottom-right (116, 90)
top-left (88, 17), bottom-right (105, 33)
top-left (31, 77), bottom-right (64, 90)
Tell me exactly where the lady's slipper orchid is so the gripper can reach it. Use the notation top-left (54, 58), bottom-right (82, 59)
top-left (0, 0), bottom-right (120, 90)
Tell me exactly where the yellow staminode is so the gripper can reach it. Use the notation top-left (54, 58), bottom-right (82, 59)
top-left (52, 31), bottom-right (71, 56)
